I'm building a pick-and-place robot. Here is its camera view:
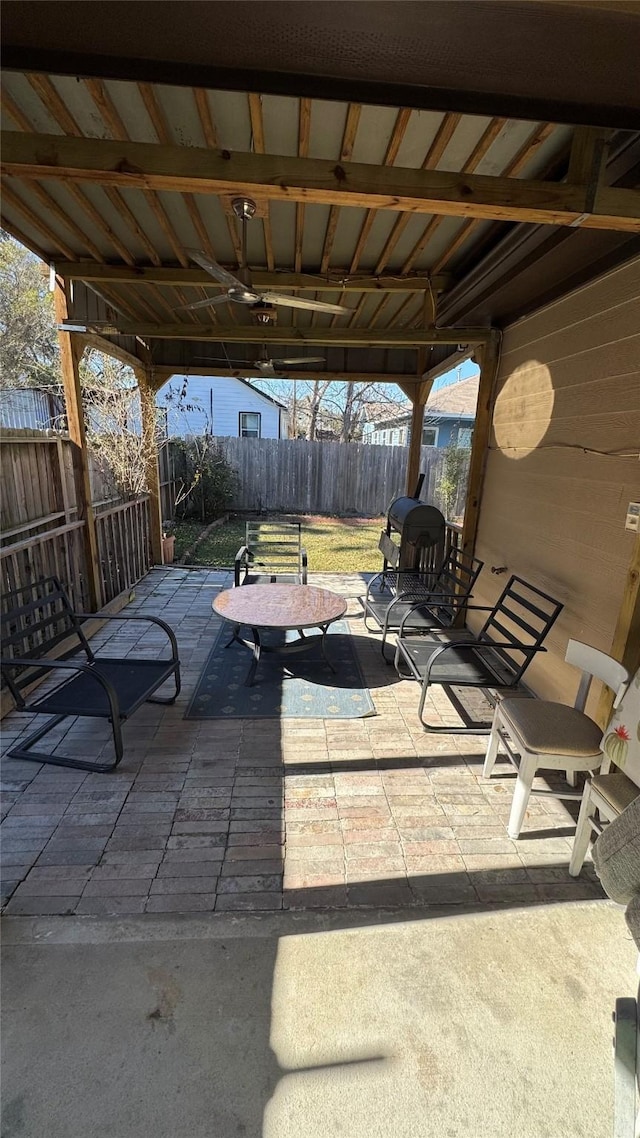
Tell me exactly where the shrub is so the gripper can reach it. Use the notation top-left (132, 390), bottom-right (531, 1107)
top-left (436, 445), bottom-right (470, 521)
top-left (171, 437), bottom-right (237, 522)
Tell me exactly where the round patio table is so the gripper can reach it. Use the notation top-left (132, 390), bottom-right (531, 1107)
top-left (212, 583), bottom-right (347, 687)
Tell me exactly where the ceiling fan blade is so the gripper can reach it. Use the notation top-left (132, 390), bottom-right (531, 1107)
top-left (176, 294), bottom-right (230, 312)
top-left (186, 249), bottom-right (246, 290)
top-left (193, 356), bottom-right (247, 364)
top-left (271, 356), bottom-right (326, 367)
top-left (259, 292), bottom-right (350, 315)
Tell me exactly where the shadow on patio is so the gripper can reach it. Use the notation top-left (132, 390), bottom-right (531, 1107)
top-left (1, 567), bottom-right (603, 916)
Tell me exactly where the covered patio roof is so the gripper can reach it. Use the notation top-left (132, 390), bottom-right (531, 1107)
top-left (1, 0), bottom-right (639, 386)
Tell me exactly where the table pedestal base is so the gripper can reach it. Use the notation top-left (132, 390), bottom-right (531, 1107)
top-left (225, 623), bottom-right (336, 686)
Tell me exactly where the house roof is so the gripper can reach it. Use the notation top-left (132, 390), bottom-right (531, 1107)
top-left (361, 401), bottom-right (412, 424)
top-left (364, 375), bottom-right (479, 426)
top-left (233, 376), bottom-right (287, 412)
top-left (425, 375), bottom-right (479, 417)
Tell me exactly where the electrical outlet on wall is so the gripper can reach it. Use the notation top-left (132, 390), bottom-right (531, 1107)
top-left (625, 502), bottom-right (640, 532)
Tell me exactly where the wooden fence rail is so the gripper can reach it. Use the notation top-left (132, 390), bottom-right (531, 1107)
top-left (162, 437), bottom-right (470, 519)
top-left (1, 431), bottom-right (154, 612)
top-left (95, 497), bottom-right (152, 605)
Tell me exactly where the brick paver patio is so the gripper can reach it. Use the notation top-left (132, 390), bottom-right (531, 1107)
top-left (1, 567), bottom-right (602, 915)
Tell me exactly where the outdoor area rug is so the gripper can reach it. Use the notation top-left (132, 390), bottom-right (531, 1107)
top-left (185, 620), bottom-right (376, 719)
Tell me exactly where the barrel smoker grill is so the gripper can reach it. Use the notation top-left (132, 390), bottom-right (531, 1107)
top-left (379, 476), bottom-right (446, 580)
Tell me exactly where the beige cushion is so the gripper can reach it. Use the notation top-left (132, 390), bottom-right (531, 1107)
top-left (590, 773), bottom-right (639, 815)
top-left (499, 698), bottom-right (603, 758)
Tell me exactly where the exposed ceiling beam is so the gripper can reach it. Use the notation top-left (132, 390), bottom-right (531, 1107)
top-left (150, 366), bottom-right (423, 385)
top-left (5, 132), bottom-right (639, 232)
top-left (54, 263), bottom-right (453, 291)
top-left (96, 325), bottom-right (491, 346)
top-left (420, 348), bottom-right (475, 385)
top-left (79, 333), bottom-right (147, 372)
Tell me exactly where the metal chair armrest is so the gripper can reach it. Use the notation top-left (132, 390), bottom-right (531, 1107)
top-left (234, 545), bottom-right (250, 587)
top-left (364, 570), bottom-right (385, 604)
top-left (422, 639), bottom-right (546, 682)
top-left (301, 547), bottom-right (308, 584)
top-left (72, 612), bottom-right (179, 661)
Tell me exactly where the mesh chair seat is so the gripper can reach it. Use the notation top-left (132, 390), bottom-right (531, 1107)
top-left (399, 638), bottom-right (517, 687)
top-left (365, 594), bottom-right (447, 628)
top-left (500, 698), bottom-right (603, 758)
top-left (30, 658), bottom-right (177, 718)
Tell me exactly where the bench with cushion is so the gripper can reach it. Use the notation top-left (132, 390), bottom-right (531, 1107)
top-left (363, 546), bottom-right (484, 660)
top-left (1, 576), bottom-right (180, 773)
top-left (394, 574), bottom-right (563, 732)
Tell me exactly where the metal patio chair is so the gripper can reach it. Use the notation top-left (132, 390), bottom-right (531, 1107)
top-left (363, 546), bottom-right (484, 660)
top-left (1, 576), bottom-right (181, 773)
top-left (234, 520), bottom-right (308, 586)
top-left (394, 574), bottom-right (564, 732)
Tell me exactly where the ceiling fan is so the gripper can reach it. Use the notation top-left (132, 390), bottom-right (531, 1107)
top-left (178, 197), bottom-right (350, 321)
top-left (194, 347), bottom-right (326, 377)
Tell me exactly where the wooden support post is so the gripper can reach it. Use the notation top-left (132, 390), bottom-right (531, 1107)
top-left (396, 380), bottom-right (430, 497)
top-left (54, 281), bottom-right (102, 610)
top-left (406, 397), bottom-right (426, 496)
top-left (597, 534), bottom-right (640, 726)
top-left (135, 366), bottom-right (164, 566)
top-left (460, 334), bottom-right (501, 565)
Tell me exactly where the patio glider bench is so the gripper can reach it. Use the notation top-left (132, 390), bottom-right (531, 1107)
top-left (1, 577), bottom-right (180, 773)
top-left (235, 520), bottom-right (308, 586)
top-left (394, 574), bottom-right (563, 732)
top-left (363, 546), bottom-right (484, 661)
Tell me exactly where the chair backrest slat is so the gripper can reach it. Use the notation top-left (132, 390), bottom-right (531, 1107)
top-left (478, 575), bottom-right (563, 683)
top-left (422, 548), bottom-right (484, 625)
top-left (244, 521), bottom-right (304, 577)
top-left (1, 576), bottom-right (92, 697)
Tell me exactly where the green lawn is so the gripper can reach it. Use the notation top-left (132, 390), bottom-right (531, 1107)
top-left (173, 516), bottom-right (384, 573)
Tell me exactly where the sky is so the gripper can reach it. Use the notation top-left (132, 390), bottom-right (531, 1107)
top-left (432, 357), bottom-right (479, 391)
top-left (254, 356), bottom-right (480, 406)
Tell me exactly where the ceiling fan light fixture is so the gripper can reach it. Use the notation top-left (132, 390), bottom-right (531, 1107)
top-left (231, 197), bottom-right (257, 221)
top-left (253, 305), bottom-right (276, 324)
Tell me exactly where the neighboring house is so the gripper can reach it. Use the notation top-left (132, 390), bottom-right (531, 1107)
top-left (156, 374), bottom-right (289, 439)
top-left (0, 386), bottom-right (65, 430)
top-left (362, 375), bottom-right (479, 448)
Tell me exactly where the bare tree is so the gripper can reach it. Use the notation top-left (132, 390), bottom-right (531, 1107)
top-left (322, 382), bottom-right (409, 442)
top-left (306, 379), bottom-right (332, 440)
top-left (249, 375), bottom-right (409, 442)
top-left (78, 351), bottom-right (163, 500)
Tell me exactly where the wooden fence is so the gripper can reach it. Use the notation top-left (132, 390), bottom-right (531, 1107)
top-left (1, 430), bottom-right (153, 609)
top-left (161, 436), bottom-right (470, 520)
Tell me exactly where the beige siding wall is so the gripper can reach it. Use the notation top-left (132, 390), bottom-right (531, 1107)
top-left (472, 256), bottom-right (640, 705)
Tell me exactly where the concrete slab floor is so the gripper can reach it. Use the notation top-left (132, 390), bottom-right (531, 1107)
top-left (2, 900), bottom-right (637, 1138)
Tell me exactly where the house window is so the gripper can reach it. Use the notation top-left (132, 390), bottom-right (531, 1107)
top-left (457, 427), bottom-right (473, 447)
top-left (422, 426), bottom-right (439, 447)
top-left (239, 412), bottom-right (261, 438)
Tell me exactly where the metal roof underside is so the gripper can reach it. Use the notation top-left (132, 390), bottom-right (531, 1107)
top-left (1, 1), bottom-right (640, 382)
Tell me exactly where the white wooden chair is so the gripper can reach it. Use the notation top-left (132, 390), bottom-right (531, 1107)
top-left (482, 639), bottom-right (629, 839)
top-left (569, 668), bottom-right (640, 877)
